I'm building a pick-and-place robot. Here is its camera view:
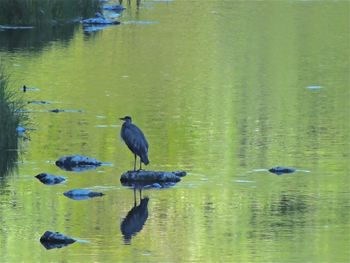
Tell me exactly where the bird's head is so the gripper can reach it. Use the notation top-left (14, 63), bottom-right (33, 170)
top-left (120, 116), bottom-right (132, 122)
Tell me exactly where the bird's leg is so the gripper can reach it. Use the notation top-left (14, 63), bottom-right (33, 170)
top-left (139, 188), bottom-right (142, 202)
top-left (133, 154), bottom-right (137, 171)
top-left (133, 188), bottom-right (137, 207)
top-left (139, 158), bottom-right (142, 171)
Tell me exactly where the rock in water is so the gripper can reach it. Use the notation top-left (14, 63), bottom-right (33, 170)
top-left (40, 231), bottom-right (76, 249)
top-left (64, 189), bottom-right (105, 200)
top-left (120, 170), bottom-right (187, 185)
top-left (35, 173), bottom-right (66, 185)
top-left (55, 155), bottom-right (102, 171)
top-left (269, 167), bottom-right (295, 175)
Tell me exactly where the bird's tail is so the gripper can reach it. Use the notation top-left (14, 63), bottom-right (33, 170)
top-left (141, 154), bottom-right (149, 165)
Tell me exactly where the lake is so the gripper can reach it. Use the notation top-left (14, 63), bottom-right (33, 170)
top-left (0, 0), bottom-right (349, 262)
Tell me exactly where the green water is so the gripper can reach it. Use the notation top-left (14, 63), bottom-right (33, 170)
top-left (0, 1), bottom-right (349, 262)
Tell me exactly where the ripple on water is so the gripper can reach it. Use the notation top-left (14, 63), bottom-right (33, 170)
top-left (235, 180), bottom-right (254, 183)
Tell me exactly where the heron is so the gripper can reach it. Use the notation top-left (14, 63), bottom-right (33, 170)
top-left (120, 116), bottom-right (149, 171)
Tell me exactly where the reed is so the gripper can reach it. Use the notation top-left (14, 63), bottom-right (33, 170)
top-left (0, 64), bottom-right (27, 177)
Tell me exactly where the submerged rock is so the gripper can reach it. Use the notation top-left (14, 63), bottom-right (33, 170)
top-left (35, 173), bottom-right (66, 185)
top-left (40, 231), bottom-right (76, 250)
top-left (64, 189), bottom-right (105, 200)
top-left (120, 170), bottom-right (187, 184)
top-left (269, 167), bottom-right (295, 175)
top-left (56, 155), bottom-right (102, 172)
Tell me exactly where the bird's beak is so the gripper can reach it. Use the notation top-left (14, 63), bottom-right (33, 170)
top-left (119, 117), bottom-right (125, 121)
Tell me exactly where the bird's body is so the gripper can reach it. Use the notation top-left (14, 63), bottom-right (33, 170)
top-left (120, 116), bottom-right (149, 171)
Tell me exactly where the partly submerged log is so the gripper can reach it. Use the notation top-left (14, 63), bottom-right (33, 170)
top-left (120, 170), bottom-right (186, 185)
top-left (40, 231), bottom-right (76, 250)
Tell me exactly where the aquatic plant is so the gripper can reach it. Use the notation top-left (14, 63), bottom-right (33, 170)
top-left (0, 0), bottom-right (101, 26)
top-left (0, 64), bottom-right (27, 177)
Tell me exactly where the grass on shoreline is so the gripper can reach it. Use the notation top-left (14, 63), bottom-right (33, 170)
top-left (0, 0), bottom-right (101, 26)
top-left (0, 64), bottom-right (27, 177)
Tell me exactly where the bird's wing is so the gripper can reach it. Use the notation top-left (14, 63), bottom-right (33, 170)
top-left (121, 124), bottom-right (149, 152)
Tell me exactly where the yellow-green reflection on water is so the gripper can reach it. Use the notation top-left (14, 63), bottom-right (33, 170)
top-left (0, 1), bottom-right (349, 262)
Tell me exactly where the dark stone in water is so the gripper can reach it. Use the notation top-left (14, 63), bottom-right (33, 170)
top-left (64, 189), bottom-right (105, 200)
top-left (35, 173), bottom-right (66, 185)
top-left (269, 167), bottom-right (295, 175)
top-left (40, 231), bottom-right (76, 249)
top-left (55, 155), bottom-right (102, 172)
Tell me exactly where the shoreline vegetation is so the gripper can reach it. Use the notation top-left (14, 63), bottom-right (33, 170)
top-left (0, 64), bottom-right (27, 177)
top-left (0, 0), bottom-right (101, 26)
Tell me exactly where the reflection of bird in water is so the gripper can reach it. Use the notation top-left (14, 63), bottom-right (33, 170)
top-left (120, 116), bottom-right (149, 171)
top-left (120, 194), bottom-right (149, 244)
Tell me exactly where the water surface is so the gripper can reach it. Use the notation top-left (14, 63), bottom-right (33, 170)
top-left (0, 1), bottom-right (349, 262)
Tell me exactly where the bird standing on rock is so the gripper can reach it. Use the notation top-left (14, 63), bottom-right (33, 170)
top-left (120, 116), bottom-right (149, 171)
